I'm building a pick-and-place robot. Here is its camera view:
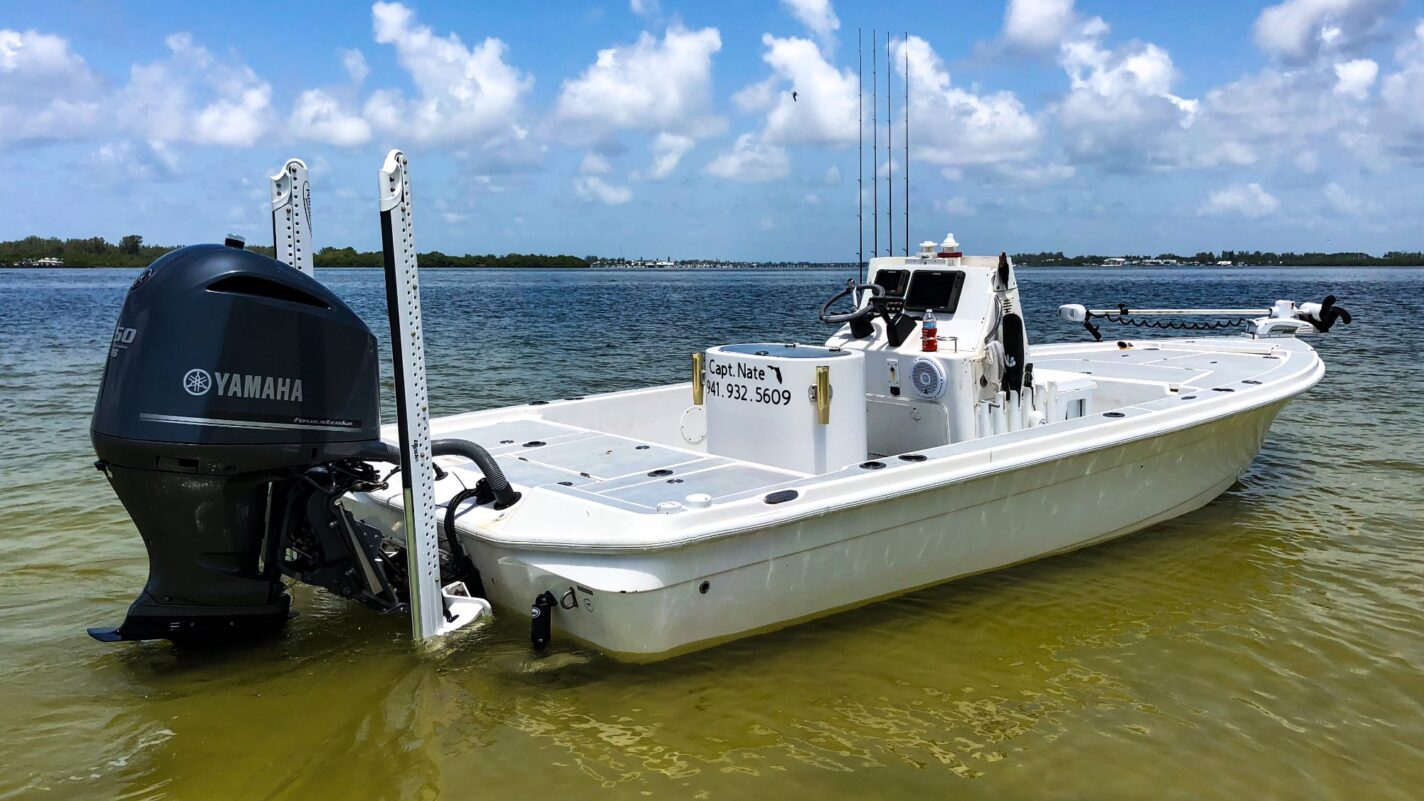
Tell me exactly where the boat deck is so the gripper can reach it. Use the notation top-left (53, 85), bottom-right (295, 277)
top-left (351, 335), bottom-right (1319, 547)
top-left (432, 418), bottom-right (805, 514)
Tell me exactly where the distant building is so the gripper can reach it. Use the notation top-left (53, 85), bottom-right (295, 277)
top-left (1102, 257), bottom-right (1128, 267)
top-left (1216, 260), bottom-right (1233, 266)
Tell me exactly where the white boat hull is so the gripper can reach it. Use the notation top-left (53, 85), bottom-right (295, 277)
top-left (466, 399), bottom-right (1285, 659)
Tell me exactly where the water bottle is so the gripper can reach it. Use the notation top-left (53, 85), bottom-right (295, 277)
top-left (921, 310), bottom-right (938, 352)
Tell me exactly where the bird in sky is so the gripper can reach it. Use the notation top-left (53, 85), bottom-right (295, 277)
top-left (792, 91), bottom-right (798, 102)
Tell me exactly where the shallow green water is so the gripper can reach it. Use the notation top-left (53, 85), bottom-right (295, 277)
top-left (1, 267), bottom-right (1420, 800)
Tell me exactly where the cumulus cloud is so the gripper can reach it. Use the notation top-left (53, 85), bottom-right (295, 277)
top-left (1055, 19), bottom-right (1199, 167)
top-left (1198, 182), bottom-right (1280, 218)
top-left (1333, 57), bottom-right (1378, 97)
top-left (553, 25), bottom-right (722, 178)
top-left (364, 2), bottom-right (532, 145)
top-left (84, 139), bottom-right (180, 182)
top-left (1003, 0), bottom-right (1077, 50)
top-left (733, 76), bottom-right (780, 113)
top-left (341, 49), bottom-right (368, 84)
top-left (780, 0), bottom-right (840, 50)
top-left (118, 33), bottom-right (274, 147)
top-left (574, 152), bottom-right (633, 204)
top-left (1253, 0), bottom-right (1396, 61)
top-left (646, 132), bottom-right (695, 179)
top-left (1323, 181), bottom-right (1367, 213)
top-left (757, 34), bottom-right (858, 146)
top-left (554, 26), bottom-right (722, 136)
top-left (897, 35), bottom-right (1041, 167)
top-left (705, 133), bottom-right (789, 182)
top-left (290, 89), bottom-right (371, 146)
top-left (0, 28), bottom-right (103, 144)
top-left (1379, 21), bottom-right (1424, 160)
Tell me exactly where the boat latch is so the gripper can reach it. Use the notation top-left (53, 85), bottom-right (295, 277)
top-left (815, 365), bottom-right (831, 424)
top-left (692, 352), bottom-right (705, 405)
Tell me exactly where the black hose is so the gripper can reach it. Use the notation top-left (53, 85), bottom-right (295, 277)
top-left (442, 485), bottom-right (488, 597)
top-left (431, 439), bottom-right (521, 508)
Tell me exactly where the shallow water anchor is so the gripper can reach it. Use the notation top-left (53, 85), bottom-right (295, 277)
top-left (270, 158), bottom-right (313, 276)
top-left (379, 149), bottom-right (480, 642)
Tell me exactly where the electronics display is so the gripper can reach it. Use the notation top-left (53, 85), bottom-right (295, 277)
top-left (872, 269), bottom-right (910, 298)
top-left (904, 270), bottom-right (966, 313)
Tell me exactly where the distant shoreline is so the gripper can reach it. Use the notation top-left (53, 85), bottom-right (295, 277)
top-left (4, 262), bottom-right (1420, 271)
top-left (4, 235), bottom-right (1421, 270)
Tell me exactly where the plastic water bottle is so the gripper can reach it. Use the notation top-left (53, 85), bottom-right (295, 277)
top-left (921, 310), bottom-right (938, 352)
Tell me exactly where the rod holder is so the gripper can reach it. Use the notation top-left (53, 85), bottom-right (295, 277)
top-left (816, 366), bottom-right (831, 425)
top-left (692, 352), bottom-right (705, 405)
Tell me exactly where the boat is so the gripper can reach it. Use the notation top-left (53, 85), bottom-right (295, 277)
top-left (86, 153), bottom-right (1351, 659)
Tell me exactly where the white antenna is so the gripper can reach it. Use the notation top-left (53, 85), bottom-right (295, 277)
top-left (904, 32), bottom-right (910, 255)
top-left (872, 30), bottom-right (878, 258)
top-left (857, 29), bottom-right (864, 281)
top-left (270, 158), bottom-right (313, 277)
top-left (887, 35), bottom-right (893, 259)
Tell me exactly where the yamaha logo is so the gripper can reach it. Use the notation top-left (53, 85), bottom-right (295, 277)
top-left (182, 369), bottom-right (304, 402)
top-left (183, 369), bottom-right (212, 396)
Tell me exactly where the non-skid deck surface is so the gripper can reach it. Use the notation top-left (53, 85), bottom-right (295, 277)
top-left (433, 419), bottom-right (802, 513)
top-left (1034, 342), bottom-right (1284, 388)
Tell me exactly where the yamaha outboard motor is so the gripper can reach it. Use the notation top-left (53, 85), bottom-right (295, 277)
top-left (90, 244), bottom-right (402, 642)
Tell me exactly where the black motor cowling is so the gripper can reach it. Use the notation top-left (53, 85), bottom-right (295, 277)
top-left (91, 244), bottom-right (386, 642)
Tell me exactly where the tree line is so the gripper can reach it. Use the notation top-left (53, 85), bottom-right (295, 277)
top-left (1012, 250), bottom-right (1424, 266)
top-left (0, 235), bottom-right (590, 269)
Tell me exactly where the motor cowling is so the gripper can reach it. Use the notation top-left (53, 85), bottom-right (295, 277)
top-left (91, 244), bottom-right (385, 641)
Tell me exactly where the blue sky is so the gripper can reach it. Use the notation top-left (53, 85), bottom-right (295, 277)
top-left (2, 0), bottom-right (1422, 260)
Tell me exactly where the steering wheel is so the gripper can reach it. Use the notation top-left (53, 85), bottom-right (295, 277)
top-left (820, 280), bottom-right (886, 324)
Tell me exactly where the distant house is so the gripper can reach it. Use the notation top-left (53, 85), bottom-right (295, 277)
top-left (1216, 260), bottom-right (1233, 266)
top-left (1102, 257), bottom-right (1129, 267)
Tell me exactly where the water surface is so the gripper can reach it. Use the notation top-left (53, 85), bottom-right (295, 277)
top-left (1, 266), bottom-right (1420, 800)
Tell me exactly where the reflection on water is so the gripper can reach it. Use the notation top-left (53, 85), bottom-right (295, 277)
top-left (1, 267), bottom-right (1420, 800)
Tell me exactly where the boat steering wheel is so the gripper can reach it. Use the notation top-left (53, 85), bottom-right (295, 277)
top-left (819, 280), bottom-right (886, 324)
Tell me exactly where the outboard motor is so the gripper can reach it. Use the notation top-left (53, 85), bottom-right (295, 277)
top-left (90, 244), bottom-right (402, 642)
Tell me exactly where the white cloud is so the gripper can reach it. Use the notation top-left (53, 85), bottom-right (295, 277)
top-left (629, 0), bottom-right (659, 16)
top-left (1054, 19), bottom-right (1199, 167)
top-left (1198, 182), bottom-right (1280, 218)
top-left (574, 151), bottom-right (631, 204)
top-left (579, 152), bottom-right (613, 174)
top-left (897, 35), bottom-right (1040, 167)
top-left (1253, 0), bottom-right (1395, 61)
top-left (553, 26), bottom-right (722, 137)
top-left (1333, 57), bottom-right (1378, 98)
top-left (757, 34), bottom-right (859, 146)
top-left (1379, 21), bottom-right (1424, 160)
top-left (364, 2), bottom-right (532, 145)
top-left (823, 165), bottom-right (840, 184)
top-left (85, 139), bottom-right (180, 182)
top-left (341, 49), bottom-right (368, 84)
top-left (733, 76), bottom-right (780, 113)
top-left (290, 89), bottom-right (371, 146)
top-left (705, 132), bottom-right (789, 182)
top-left (1003, 0), bottom-right (1077, 50)
top-left (779, 0), bottom-right (840, 50)
top-left (553, 25), bottom-right (722, 179)
top-left (646, 132), bottom-right (695, 179)
top-left (803, 191), bottom-right (821, 205)
top-left (935, 195), bottom-right (978, 217)
top-left (1323, 181), bottom-right (1366, 213)
top-left (574, 175), bottom-right (633, 204)
top-left (118, 33), bottom-right (274, 147)
top-left (0, 28), bottom-right (103, 144)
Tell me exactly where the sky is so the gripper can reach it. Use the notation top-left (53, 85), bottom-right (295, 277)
top-left (2, 0), bottom-right (1422, 261)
